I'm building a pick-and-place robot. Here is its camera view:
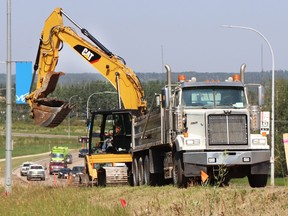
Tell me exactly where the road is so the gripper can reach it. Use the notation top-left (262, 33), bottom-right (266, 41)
top-left (11, 150), bottom-right (85, 187)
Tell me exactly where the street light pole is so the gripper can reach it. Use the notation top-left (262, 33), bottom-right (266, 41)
top-left (86, 91), bottom-right (117, 120)
top-left (68, 95), bottom-right (78, 138)
top-left (222, 24), bottom-right (275, 186)
top-left (5, 0), bottom-right (12, 195)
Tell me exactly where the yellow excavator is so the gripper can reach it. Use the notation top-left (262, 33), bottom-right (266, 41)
top-left (26, 8), bottom-right (147, 185)
top-left (26, 7), bottom-right (146, 128)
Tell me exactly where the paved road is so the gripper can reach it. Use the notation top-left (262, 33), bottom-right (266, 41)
top-left (1, 150), bottom-right (85, 187)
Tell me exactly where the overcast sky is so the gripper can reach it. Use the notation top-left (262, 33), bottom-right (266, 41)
top-left (1, 0), bottom-right (288, 74)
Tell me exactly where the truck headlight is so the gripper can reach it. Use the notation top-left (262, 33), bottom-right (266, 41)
top-left (252, 138), bottom-right (266, 145)
top-left (186, 139), bottom-right (200, 145)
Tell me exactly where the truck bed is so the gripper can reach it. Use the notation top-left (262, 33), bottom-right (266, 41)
top-left (133, 109), bottom-right (162, 151)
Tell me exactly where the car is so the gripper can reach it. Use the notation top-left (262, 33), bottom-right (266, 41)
top-left (27, 164), bottom-right (45, 181)
top-left (58, 168), bottom-right (72, 179)
top-left (71, 166), bottom-right (85, 179)
top-left (49, 161), bottom-right (67, 175)
top-left (20, 162), bottom-right (33, 176)
top-left (65, 153), bottom-right (73, 164)
top-left (78, 149), bottom-right (89, 158)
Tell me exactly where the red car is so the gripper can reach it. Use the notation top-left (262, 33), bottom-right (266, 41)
top-left (49, 161), bottom-right (67, 175)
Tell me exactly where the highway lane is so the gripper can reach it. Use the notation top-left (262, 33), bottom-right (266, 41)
top-left (13, 150), bottom-right (85, 187)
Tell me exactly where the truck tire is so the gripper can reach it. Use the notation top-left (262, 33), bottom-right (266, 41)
top-left (248, 174), bottom-right (268, 188)
top-left (132, 157), bottom-right (139, 186)
top-left (173, 152), bottom-right (187, 188)
top-left (143, 155), bottom-right (150, 185)
top-left (143, 155), bottom-right (158, 186)
top-left (138, 157), bottom-right (144, 186)
top-left (97, 168), bottom-right (106, 187)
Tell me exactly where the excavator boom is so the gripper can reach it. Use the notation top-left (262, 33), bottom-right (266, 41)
top-left (26, 8), bottom-right (146, 127)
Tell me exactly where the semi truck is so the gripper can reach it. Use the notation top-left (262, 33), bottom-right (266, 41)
top-left (131, 65), bottom-right (270, 188)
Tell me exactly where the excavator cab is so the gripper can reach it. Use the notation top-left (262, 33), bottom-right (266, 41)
top-left (89, 110), bottom-right (134, 154)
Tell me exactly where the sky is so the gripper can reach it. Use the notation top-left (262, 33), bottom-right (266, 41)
top-left (1, 0), bottom-right (288, 74)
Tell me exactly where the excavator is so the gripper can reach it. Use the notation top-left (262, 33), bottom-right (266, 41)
top-left (26, 8), bottom-right (147, 185)
top-left (26, 7), bottom-right (146, 128)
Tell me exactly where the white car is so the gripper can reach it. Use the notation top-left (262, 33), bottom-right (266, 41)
top-left (20, 162), bottom-right (33, 176)
top-left (27, 164), bottom-right (46, 181)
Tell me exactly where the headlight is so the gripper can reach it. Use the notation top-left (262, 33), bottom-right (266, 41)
top-left (252, 138), bottom-right (266, 145)
top-left (185, 139), bottom-right (200, 145)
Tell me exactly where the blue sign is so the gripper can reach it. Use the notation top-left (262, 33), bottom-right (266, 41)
top-left (16, 62), bottom-right (32, 104)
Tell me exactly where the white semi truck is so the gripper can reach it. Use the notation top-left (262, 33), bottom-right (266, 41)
top-left (132, 64), bottom-right (270, 188)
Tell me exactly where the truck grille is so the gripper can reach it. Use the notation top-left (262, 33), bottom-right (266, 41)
top-left (208, 114), bottom-right (248, 145)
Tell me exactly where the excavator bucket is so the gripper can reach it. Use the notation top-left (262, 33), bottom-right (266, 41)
top-left (30, 71), bottom-right (73, 128)
top-left (32, 98), bottom-right (73, 128)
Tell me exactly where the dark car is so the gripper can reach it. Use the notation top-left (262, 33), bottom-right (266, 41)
top-left (78, 149), bottom-right (89, 158)
top-left (49, 161), bottom-right (67, 175)
top-left (58, 168), bottom-right (72, 179)
top-left (65, 153), bottom-right (73, 164)
top-left (71, 166), bottom-right (85, 178)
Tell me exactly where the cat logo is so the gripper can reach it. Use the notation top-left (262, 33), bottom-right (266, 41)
top-left (82, 48), bottom-right (94, 61)
top-left (73, 45), bottom-right (101, 63)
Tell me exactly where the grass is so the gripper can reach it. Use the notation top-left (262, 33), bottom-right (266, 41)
top-left (0, 119), bottom-right (86, 159)
top-left (1, 120), bottom-right (288, 215)
top-left (0, 185), bottom-right (287, 216)
top-left (0, 136), bottom-right (80, 159)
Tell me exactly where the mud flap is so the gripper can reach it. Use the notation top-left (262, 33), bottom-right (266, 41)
top-left (32, 98), bottom-right (73, 128)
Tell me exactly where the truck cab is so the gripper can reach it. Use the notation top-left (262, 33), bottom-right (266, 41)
top-left (132, 66), bottom-right (270, 188)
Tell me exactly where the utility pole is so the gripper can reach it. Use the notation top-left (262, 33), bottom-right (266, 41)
top-left (5, 0), bottom-right (12, 195)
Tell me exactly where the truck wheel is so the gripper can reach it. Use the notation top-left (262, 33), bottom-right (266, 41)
top-left (143, 155), bottom-right (150, 185)
top-left (173, 152), bottom-right (187, 188)
top-left (97, 168), bottom-right (106, 187)
top-left (132, 157), bottom-right (139, 186)
top-left (138, 157), bottom-right (144, 186)
top-left (248, 174), bottom-right (268, 188)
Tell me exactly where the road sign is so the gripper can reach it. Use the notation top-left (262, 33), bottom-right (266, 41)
top-left (260, 111), bottom-right (270, 135)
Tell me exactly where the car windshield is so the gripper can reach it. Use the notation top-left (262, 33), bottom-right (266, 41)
top-left (52, 153), bottom-right (64, 158)
top-left (80, 149), bottom-right (88, 153)
top-left (30, 166), bottom-right (42, 169)
top-left (60, 168), bottom-right (71, 172)
top-left (51, 162), bottom-right (64, 165)
top-left (181, 86), bottom-right (247, 109)
top-left (73, 166), bottom-right (84, 172)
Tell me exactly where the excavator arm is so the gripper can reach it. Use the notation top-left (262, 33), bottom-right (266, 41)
top-left (26, 8), bottom-right (146, 127)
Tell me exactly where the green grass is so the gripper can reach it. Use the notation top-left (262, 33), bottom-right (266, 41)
top-left (0, 119), bottom-right (86, 159)
top-left (0, 136), bottom-right (80, 159)
top-left (0, 185), bottom-right (287, 216)
top-left (0, 119), bottom-right (87, 136)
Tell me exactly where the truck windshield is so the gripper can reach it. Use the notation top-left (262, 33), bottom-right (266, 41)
top-left (182, 87), bottom-right (247, 109)
top-left (52, 153), bottom-right (64, 158)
